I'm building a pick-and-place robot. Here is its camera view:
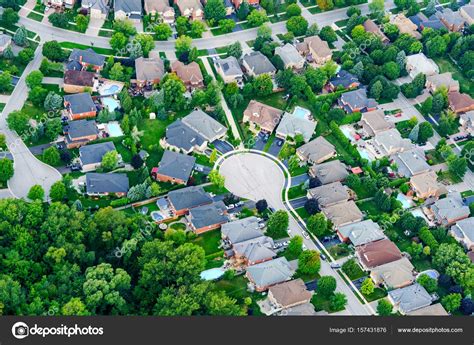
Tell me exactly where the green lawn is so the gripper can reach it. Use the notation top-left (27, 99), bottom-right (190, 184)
top-left (328, 243), bottom-right (351, 260)
top-left (27, 11), bottom-right (44, 22)
top-left (203, 184), bottom-right (229, 195)
top-left (363, 287), bottom-right (387, 302)
top-left (59, 42), bottom-right (115, 56)
top-left (138, 118), bottom-right (173, 169)
top-left (294, 207), bottom-right (310, 221)
top-left (357, 199), bottom-right (379, 216)
top-left (288, 184), bottom-right (307, 199)
top-left (342, 261), bottom-right (367, 281)
top-left (213, 275), bottom-right (264, 315)
top-left (433, 57), bottom-right (474, 97)
top-left (191, 229), bottom-right (222, 255)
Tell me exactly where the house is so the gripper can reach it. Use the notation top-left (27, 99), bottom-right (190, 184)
top-left (296, 136), bottom-right (336, 165)
top-left (241, 51), bottom-right (276, 77)
top-left (405, 53), bottom-right (439, 79)
top-left (232, 0), bottom-right (259, 9)
top-left (450, 217), bottom-right (474, 250)
top-left (260, 279), bottom-right (313, 315)
top-left (246, 257), bottom-right (295, 292)
top-left (296, 35), bottom-right (332, 65)
top-left (391, 149), bottom-right (431, 178)
top-left (370, 257), bottom-right (414, 290)
top-left (0, 34), bottom-right (11, 55)
top-left (144, 0), bottom-right (175, 23)
top-left (328, 70), bottom-right (359, 91)
top-left (275, 43), bottom-right (305, 70)
top-left (63, 92), bottom-right (97, 120)
top-left (275, 112), bottom-right (316, 143)
top-left (85, 173), bottom-right (129, 197)
top-left (338, 88), bottom-right (378, 113)
top-left (407, 303), bottom-right (449, 316)
top-left (359, 110), bottom-right (393, 137)
top-left (221, 216), bottom-right (263, 244)
top-left (436, 8), bottom-right (465, 32)
top-left (67, 48), bottom-right (106, 72)
top-left (363, 19), bottom-right (389, 44)
top-left (214, 56), bottom-right (244, 85)
top-left (409, 13), bottom-right (445, 31)
top-left (278, 302), bottom-right (317, 315)
top-left (410, 171), bottom-right (447, 199)
top-left (308, 160), bottom-right (349, 185)
top-left (167, 186), bottom-right (213, 216)
top-left (390, 13), bottom-right (421, 39)
top-left (82, 0), bottom-right (110, 19)
top-left (232, 236), bottom-right (276, 266)
top-left (372, 128), bottom-right (414, 156)
top-left (448, 91), bottom-right (474, 114)
top-left (459, 110), bottom-right (474, 135)
top-left (186, 201), bottom-right (229, 234)
top-left (426, 72), bottom-right (460, 93)
top-left (151, 150), bottom-right (196, 185)
top-left (114, 0), bottom-right (142, 21)
top-left (63, 70), bottom-right (97, 93)
top-left (460, 4), bottom-right (474, 25)
top-left (63, 119), bottom-right (99, 149)
top-left (242, 100), bottom-right (283, 133)
top-left (322, 200), bottom-right (363, 228)
top-left (79, 141), bottom-right (117, 172)
top-left (356, 239), bottom-right (403, 270)
top-left (337, 219), bottom-right (386, 246)
top-left (133, 57), bottom-right (166, 89)
top-left (388, 284), bottom-right (433, 315)
top-left (43, 0), bottom-right (76, 9)
top-left (175, 0), bottom-right (203, 20)
top-left (171, 61), bottom-right (204, 90)
top-left (307, 181), bottom-right (349, 208)
top-left (430, 192), bottom-right (471, 225)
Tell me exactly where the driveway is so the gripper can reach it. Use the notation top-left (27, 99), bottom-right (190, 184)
top-left (213, 139), bottom-right (234, 154)
top-left (290, 173), bottom-right (309, 187)
top-left (267, 137), bottom-right (284, 157)
top-left (86, 17), bottom-right (106, 36)
top-left (219, 152), bottom-right (372, 315)
top-left (289, 196), bottom-right (307, 209)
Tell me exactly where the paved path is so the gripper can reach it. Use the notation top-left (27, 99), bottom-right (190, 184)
top-left (42, 77), bottom-right (63, 86)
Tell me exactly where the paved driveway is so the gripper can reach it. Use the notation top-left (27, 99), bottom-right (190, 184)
top-left (213, 139), bottom-right (234, 154)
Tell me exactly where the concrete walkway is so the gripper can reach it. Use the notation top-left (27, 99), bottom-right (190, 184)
top-left (42, 77), bottom-right (63, 86)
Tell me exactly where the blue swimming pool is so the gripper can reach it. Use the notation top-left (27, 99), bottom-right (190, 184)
top-left (150, 211), bottom-right (163, 222)
top-left (293, 106), bottom-right (311, 120)
top-left (200, 267), bottom-right (226, 281)
top-left (417, 269), bottom-right (440, 280)
top-left (102, 84), bottom-right (120, 96)
top-left (107, 122), bottom-right (123, 137)
top-left (396, 193), bottom-right (415, 209)
top-left (102, 97), bottom-right (120, 111)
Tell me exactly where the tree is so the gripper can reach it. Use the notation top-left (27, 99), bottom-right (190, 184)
top-left (49, 181), bottom-right (66, 202)
top-left (266, 210), bottom-right (289, 238)
top-left (42, 41), bottom-right (65, 62)
top-left (416, 122), bottom-right (434, 144)
top-left (109, 63), bottom-right (125, 81)
top-left (426, 35), bottom-right (447, 58)
top-left (0, 134), bottom-right (5, 151)
top-left (442, 293), bottom-right (461, 313)
top-left (101, 150), bottom-right (119, 171)
top-left (135, 34), bottom-right (155, 56)
top-left (253, 74), bottom-right (273, 97)
top-left (154, 23), bottom-right (172, 40)
top-left (26, 71), bottom-right (44, 89)
top-left (44, 92), bottom-right (63, 111)
top-left (425, 0), bottom-right (436, 16)
top-left (287, 236), bottom-right (303, 257)
top-left (304, 198), bottom-right (320, 215)
top-left (447, 156), bottom-right (467, 179)
top-left (256, 199), bottom-right (268, 213)
top-left (286, 3), bottom-right (302, 17)
top-left (317, 0), bottom-right (334, 11)
top-left (204, 0), bottom-right (227, 25)
top-left (131, 154), bottom-right (144, 169)
top-left (306, 213), bottom-right (328, 237)
top-left (110, 32), bottom-right (128, 52)
top-left (3, 8), bottom-right (19, 26)
top-left (49, 12), bottom-right (69, 28)
top-left (175, 16), bottom-right (189, 37)
top-left (209, 149), bottom-right (218, 164)
top-left (175, 35), bottom-right (192, 59)
top-left (383, 61), bottom-right (400, 80)
top-left (62, 297), bottom-right (89, 316)
top-left (460, 297), bottom-right (474, 315)
top-left (28, 86), bottom-right (48, 106)
top-left (75, 14), bottom-right (89, 32)
top-left (236, 1), bottom-right (250, 20)
top-left (13, 26), bottom-right (27, 46)
top-left (361, 278), bottom-right (375, 295)
top-left (208, 170), bottom-right (225, 188)
top-left (377, 299), bottom-right (393, 316)
top-left (307, 23), bottom-right (320, 36)
top-left (161, 75), bottom-right (186, 110)
top-left (227, 41), bottom-right (242, 59)
top-left (28, 184), bottom-right (45, 201)
top-left (370, 80), bottom-right (383, 100)
top-left (286, 16), bottom-right (308, 37)
top-left (298, 250), bottom-right (321, 275)
top-left (0, 158), bottom-right (14, 183)
top-left (319, 26), bottom-right (337, 43)
top-left (247, 9), bottom-right (268, 27)
top-left (18, 47), bottom-right (35, 64)
top-left (42, 146), bottom-right (60, 166)
top-left (190, 20), bottom-right (207, 38)
top-left (369, 0), bottom-right (384, 17)
top-left (113, 19), bottom-right (137, 36)
top-left (416, 274), bottom-right (438, 293)
top-left (317, 276), bottom-right (336, 297)
top-left (305, 67), bottom-right (327, 92)
top-left (257, 24), bottom-right (272, 40)
top-left (7, 110), bottom-right (29, 134)
top-left (347, 6), bottom-right (361, 17)
top-left (330, 292), bottom-right (347, 311)
top-left (45, 118), bottom-right (62, 141)
top-left (218, 19), bottom-right (235, 34)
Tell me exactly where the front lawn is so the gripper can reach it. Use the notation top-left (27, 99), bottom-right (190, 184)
top-left (328, 243), bottom-right (351, 260)
top-left (294, 207), bottom-right (310, 221)
top-left (362, 287), bottom-right (387, 302)
top-left (203, 184), bottom-right (229, 195)
top-left (288, 184), bottom-right (306, 199)
top-left (342, 261), bottom-right (367, 281)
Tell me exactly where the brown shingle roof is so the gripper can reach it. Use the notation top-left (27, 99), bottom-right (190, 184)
top-left (448, 91), bottom-right (474, 113)
top-left (356, 239), bottom-right (402, 268)
top-left (64, 70), bottom-right (95, 87)
top-left (243, 100), bottom-right (283, 132)
top-left (268, 279), bottom-right (312, 307)
top-left (171, 60), bottom-right (203, 85)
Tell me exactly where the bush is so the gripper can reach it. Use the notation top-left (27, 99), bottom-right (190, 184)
top-left (110, 198), bottom-right (130, 207)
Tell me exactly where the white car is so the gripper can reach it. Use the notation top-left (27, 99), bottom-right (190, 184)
top-left (302, 231), bottom-right (310, 240)
top-left (258, 223), bottom-right (265, 229)
top-left (302, 244), bottom-right (307, 250)
top-left (226, 204), bottom-right (235, 210)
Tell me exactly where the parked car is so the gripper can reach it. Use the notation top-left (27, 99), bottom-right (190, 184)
top-left (330, 263), bottom-right (341, 269)
top-left (302, 231), bottom-right (310, 240)
top-left (226, 204), bottom-right (235, 210)
top-left (320, 253), bottom-right (327, 261)
top-left (277, 139), bottom-right (284, 147)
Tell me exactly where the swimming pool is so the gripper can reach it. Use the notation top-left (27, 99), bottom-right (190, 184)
top-left (102, 97), bottom-right (120, 111)
top-left (107, 122), bottom-right (124, 137)
top-left (292, 106), bottom-right (311, 120)
top-left (102, 84), bottom-right (120, 96)
top-left (416, 269), bottom-right (440, 280)
top-left (396, 193), bottom-right (415, 209)
top-left (200, 267), bottom-right (226, 281)
top-left (150, 211), bottom-right (164, 222)
top-left (358, 148), bottom-right (372, 162)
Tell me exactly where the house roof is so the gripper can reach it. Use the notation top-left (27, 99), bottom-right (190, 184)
top-left (167, 185), bottom-right (212, 211)
top-left (448, 91), bottom-right (474, 112)
top-left (215, 56), bottom-right (243, 77)
top-left (65, 119), bottom-right (98, 139)
top-left (338, 219), bottom-right (386, 246)
top-left (144, 0), bottom-right (173, 13)
top-left (135, 57), bottom-right (165, 82)
top-left (276, 112), bottom-right (316, 142)
top-left (246, 257), bottom-right (295, 288)
top-left (64, 92), bottom-right (96, 115)
top-left (307, 181), bottom-right (349, 208)
top-left (426, 72), bottom-right (459, 90)
top-left (388, 283), bottom-right (432, 314)
top-left (406, 53), bottom-right (439, 76)
top-left (221, 216), bottom-right (263, 244)
top-left (374, 128), bottom-right (414, 155)
top-left (175, 0), bottom-right (203, 12)
top-left (309, 160), bottom-right (349, 185)
top-left (269, 279), bottom-right (312, 308)
top-left (114, 0), bottom-right (142, 13)
top-left (275, 43), bottom-right (305, 67)
top-left (299, 35), bottom-right (332, 59)
top-left (242, 51), bottom-right (276, 75)
top-left (64, 69), bottom-right (95, 87)
top-left (436, 8), bottom-right (466, 28)
top-left (329, 70), bottom-right (359, 88)
top-left (233, 236), bottom-right (276, 263)
top-left (296, 136), bottom-right (335, 164)
top-left (450, 217), bottom-right (474, 243)
top-left (243, 100), bottom-right (283, 132)
top-left (410, 170), bottom-right (447, 197)
top-left (460, 4), bottom-right (474, 20)
top-left (370, 257), bottom-right (414, 289)
top-left (363, 19), bottom-right (389, 42)
top-left (390, 13), bottom-right (421, 38)
top-left (360, 109), bottom-right (393, 135)
top-left (69, 48), bottom-right (105, 67)
top-left (85, 173), bottom-right (129, 194)
top-left (82, 0), bottom-right (109, 13)
top-left (391, 148), bottom-right (430, 177)
top-left (322, 200), bottom-right (363, 227)
top-left (79, 141), bottom-right (116, 165)
top-left (407, 303), bottom-right (448, 316)
top-left (460, 110), bottom-right (474, 127)
top-left (340, 88), bottom-right (378, 110)
top-left (171, 60), bottom-right (204, 85)
top-left (188, 201), bottom-right (228, 229)
top-left (156, 150), bottom-right (196, 183)
top-left (182, 109), bottom-right (227, 141)
top-left (0, 33), bottom-right (11, 47)
top-left (165, 119), bottom-right (206, 153)
top-left (356, 239), bottom-right (403, 269)
top-left (431, 192), bottom-right (470, 223)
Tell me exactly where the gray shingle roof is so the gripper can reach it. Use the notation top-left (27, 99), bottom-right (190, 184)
top-left (307, 181), bottom-right (349, 208)
top-left (391, 149), bottom-right (430, 178)
top-left (82, 0), bottom-right (109, 13)
top-left (79, 141), bottom-right (116, 165)
top-left (276, 112), bottom-right (316, 142)
top-left (233, 236), bottom-right (276, 263)
top-left (338, 219), bottom-right (386, 246)
top-left (215, 56), bottom-right (243, 77)
top-left (275, 43), bottom-right (304, 67)
top-left (165, 119), bottom-right (206, 153)
top-left (86, 173), bottom-right (129, 194)
top-left (135, 57), bottom-right (165, 81)
top-left (296, 136), bottom-right (335, 164)
top-left (115, 0), bottom-right (142, 13)
top-left (329, 70), bottom-right (359, 89)
top-left (69, 48), bottom-right (106, 67)
top-left (431, 192), bottom-right (470, 224)
top-left (246, 257), bottom-right (295, 288)
top-left (388, 283), bottom-right (432, 314)
top-left (167, 186), bottom-right (213, 211)
top-left (450, 217), bottom-right (474, 243)
top-left (188, 201), bottom-right (228, 229)
top-left (182, 109), bottom-right (227, 142)
top-left (242, 51), bottom-right (276, 76)
top-left (221, 216), bottom-right (263, 244)
top-left (66, 119), bottom-right (98, 139)
top-left (157, 150), bottom-right (196, 183)
top-left (64, 92), bottom-right (96, 115)
top-left (309, 160), bottom-right (349, 185)
top-left (340, 88), bottom-right (378, 111)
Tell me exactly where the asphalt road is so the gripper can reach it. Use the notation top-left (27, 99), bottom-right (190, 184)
top-left (219, 152), bottom-right (371, 315)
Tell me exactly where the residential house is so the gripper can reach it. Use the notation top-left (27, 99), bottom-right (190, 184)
top-left (322, 200), bottom-right (363, 228)
top-left (356, 239), bottom-right (403, 270)
top-left (144, 0), bottom-right (175, 23)
top-left (363, 19), bottom-right (389, 44)
top-left (409, 13), bottom-right (445, 31)
top-left (296, 35), bottom-right (332, 65)
top-left (426, 72), bottom-right (460, 93)
top-left (260, 279), bottom-right (313, 315)
top-left (372, 128), bottom-right (414, 156)
top-left (63, 92), bottom-right (97, 120)
top-left (450, 217), bottom-right (474, 250)
top-left (221, 217), bottom-right (263, 244)
top-left (43, 0), bottom-right (76, 9)
top-left (275, 43), bottom-right (305, 70)
top-left (242, 100), bottom-right (283, 133)
top-left (390, 13), bottom-right (421, 39)
top-left (175, 0), bottom-right (203, 20)
top-left (430, 192), bottom-right (471, 225)
top-left (460, 4), bottom-right (474, 25)
top-left (241, 51), bottom-right (276, 77)
top-left (114, 0), bottom-right (142, 21)
top-left (151, 150), bottom-right (196, 185)
top-left (214, 56), bottom-right (244, 85)
top-left (328, 70), bottom-right (359, 91)
top-left (133, 57), bottom-right (166, 89)
top-left (407, 303), bottom-right (448, 316)
top-left (388, 284), bottom-right (433, 315)
top-left (82, 0), bottom-right (110, 19)
top-left (436, 8), bottom-right (466, 32)
top-left (296, 136), bottom-right (336, 165)
top-left (63, 70), bottom-right (97, 93)
top-left (246, 257), bottom-right (295, 292)
top-left (278, 302), bottom-right (317, 316)
top-left (275, 112), bottom-right (317, 143)
top-left (85, 173), bottom-right (129, 197)
top-left (448, 91), bottom-right (474, 114)
top-left (306, 181), bottom-right (349, 208)
top-left (167, 186), bottom-right (213, 216)
top-left (359, 110), bottom-right (394, 137)
top-left (309, 160), bottom-right (348, 185)
top-left (410, 171), bottom-right (447, 199)
top-left (232, 237), bottom-right (276, 266)
top-left (63, 119), bottom-right (99, 149)
top-left (232, 0), bottom-right (259, 9)
top-left (67, 48), bottom-right (106, 72)
top-left (186, 201), bottom-right (229, 234)
top-left (459, 110), bottom-right (474, 135)
top-left (391, 149), bottom-right (431, 178)
top-left (337, 219), bottom-right (386, 247)
top-left (405, 53), bottom-right (439, 79)
top-left (338, 88), bottom-right (378, 113)
top-left (79, 141), bottom-right (117, 172)
top-left (171, 60), bottom-right (204, 90)
top-left (0, 34), bottom-right (11, 55)
top-left (370, 257), bottom-right (414, 290)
